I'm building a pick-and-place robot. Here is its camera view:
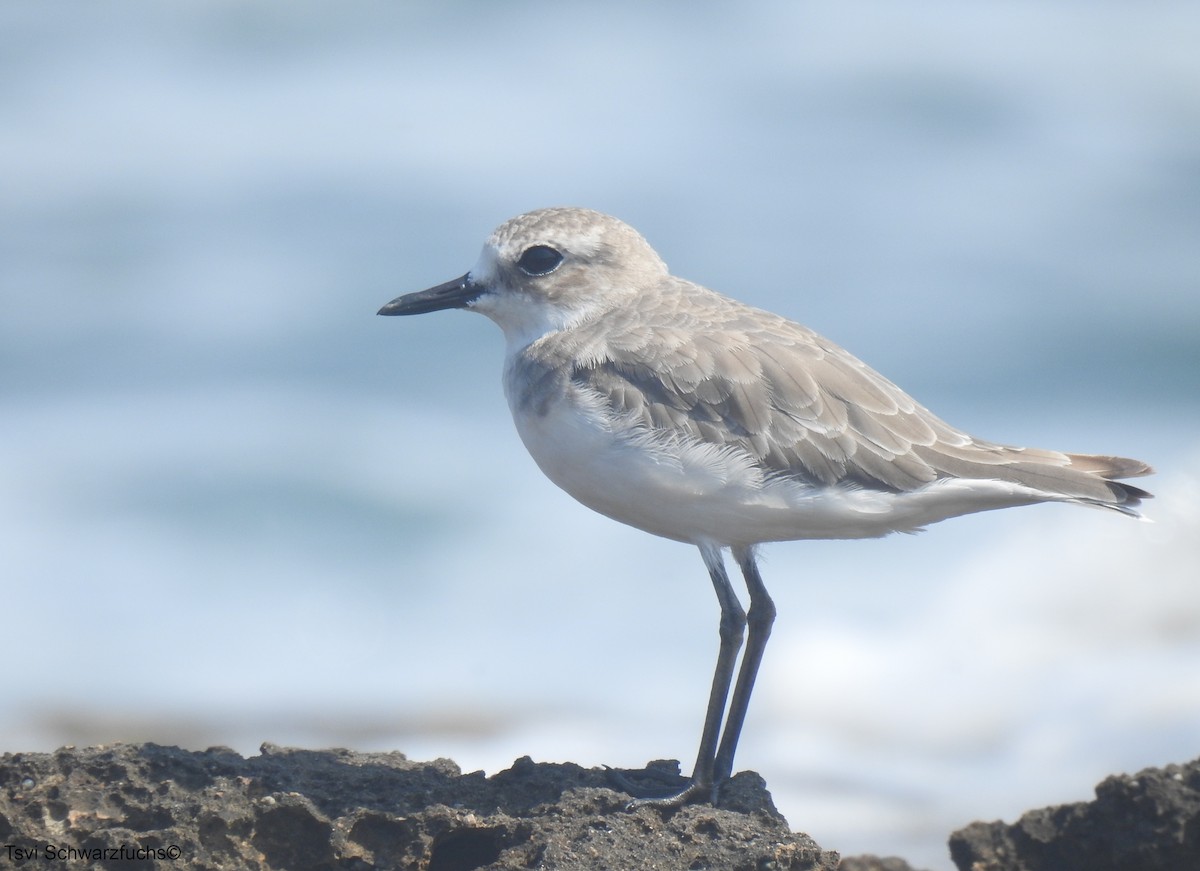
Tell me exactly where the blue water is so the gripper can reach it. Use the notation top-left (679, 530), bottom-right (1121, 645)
top-left (4, 3), bottom-right (1199, 868)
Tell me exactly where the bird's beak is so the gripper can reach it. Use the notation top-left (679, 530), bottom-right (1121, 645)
top-left (377, 273), bottom-right (483, 316)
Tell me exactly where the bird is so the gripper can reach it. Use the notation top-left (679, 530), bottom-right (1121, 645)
top-left (377, 206), bottom-right (1153, 806)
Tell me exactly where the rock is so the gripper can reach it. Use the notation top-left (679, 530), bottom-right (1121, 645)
top-left (948, 756), bottom-right (1200, 871)
top-left (0, 743), bottom-right (840, 870)
top-left (7, 743), bottom-right (1198, 869)
top-left (838, 856), bottom-right (930, 871)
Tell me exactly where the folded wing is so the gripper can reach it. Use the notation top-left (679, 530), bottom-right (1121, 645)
top-left (555, 278), bottom-right (1152, 515)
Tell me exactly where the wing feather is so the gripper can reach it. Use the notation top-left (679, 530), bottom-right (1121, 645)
top-left (515, 276), bottom-right (1150, 509)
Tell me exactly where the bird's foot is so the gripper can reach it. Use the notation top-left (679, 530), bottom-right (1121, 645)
top-left (625, 779), bottom-right (716, 810)
top-left (605, 765), bottom-right (720, 809)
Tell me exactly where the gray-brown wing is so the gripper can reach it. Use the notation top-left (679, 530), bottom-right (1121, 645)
top-left (572, 324), bottom-right (950, 491)
top-left (560, 281), bottom-right (1151, 508)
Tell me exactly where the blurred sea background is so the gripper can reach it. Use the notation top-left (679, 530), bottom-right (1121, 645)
top-left (3, 2), bottom-right (1199, 868)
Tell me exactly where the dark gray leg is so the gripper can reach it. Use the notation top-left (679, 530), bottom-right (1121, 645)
top-left (625, 542), bottom-right (745, 807)
top-left (712, 545), bottom-right (776, 786)
top-left (690, 542), bottom-right (747, 789)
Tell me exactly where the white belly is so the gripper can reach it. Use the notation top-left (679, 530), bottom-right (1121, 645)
top-left (506, 383), bottom-right (1047, 547)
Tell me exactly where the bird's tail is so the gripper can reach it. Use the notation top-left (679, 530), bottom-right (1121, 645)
top-left (918, 440), bottom-right (1154, 517)
top-left (1060, 453), bottom-right (1154, 516)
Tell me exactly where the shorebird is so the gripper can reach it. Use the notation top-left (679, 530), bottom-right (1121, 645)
top-left (378, 207), bottom-right (1152, 806)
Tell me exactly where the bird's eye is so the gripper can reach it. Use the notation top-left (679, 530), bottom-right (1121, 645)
top-left (517, 245), bottom-right (564, 276)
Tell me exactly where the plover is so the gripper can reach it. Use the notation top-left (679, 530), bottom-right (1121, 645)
top-left (378, 206), bottom-right (1152, 805)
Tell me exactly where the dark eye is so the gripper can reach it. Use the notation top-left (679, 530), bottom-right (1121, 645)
top-left (517, 245), bottom-right (563, 276)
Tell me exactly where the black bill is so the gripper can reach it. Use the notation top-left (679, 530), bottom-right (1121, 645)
top-left (378, 273), bottom-right (482, 316)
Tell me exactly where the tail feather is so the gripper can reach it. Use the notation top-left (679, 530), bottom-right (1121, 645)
top-left (1065, 453), bottom-right (1153, 480)
top-left (917, 441), bottom-right (1155, 517)
top-left (1065, 452), bottom-right (1154, 516)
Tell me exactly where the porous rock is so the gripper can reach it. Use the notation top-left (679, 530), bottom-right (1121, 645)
top-left (0, 743), bottom-right (840, 870)
top-left (949, 757), bottom-right (1200, 871)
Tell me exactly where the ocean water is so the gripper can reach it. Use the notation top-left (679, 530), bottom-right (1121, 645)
top-left (3, 3), bottom-right (1199, 868)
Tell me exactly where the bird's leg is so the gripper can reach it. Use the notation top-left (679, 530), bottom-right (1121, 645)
top-left (624, 543), bottom-right (745, 808)
top-left (712, 545), bottom-right (776, 787)
top-left (692, 543), bottom-right (748, 790)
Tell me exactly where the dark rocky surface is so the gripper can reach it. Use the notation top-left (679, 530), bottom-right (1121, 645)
top-left (949, 756), bottom-right (1200, 871)
top-left (0, 743), bottom-right (842, 870)
top-left (4, 743), bottom-right (1197, 870)
top-left (838, 857), bottom-right (926, 871)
